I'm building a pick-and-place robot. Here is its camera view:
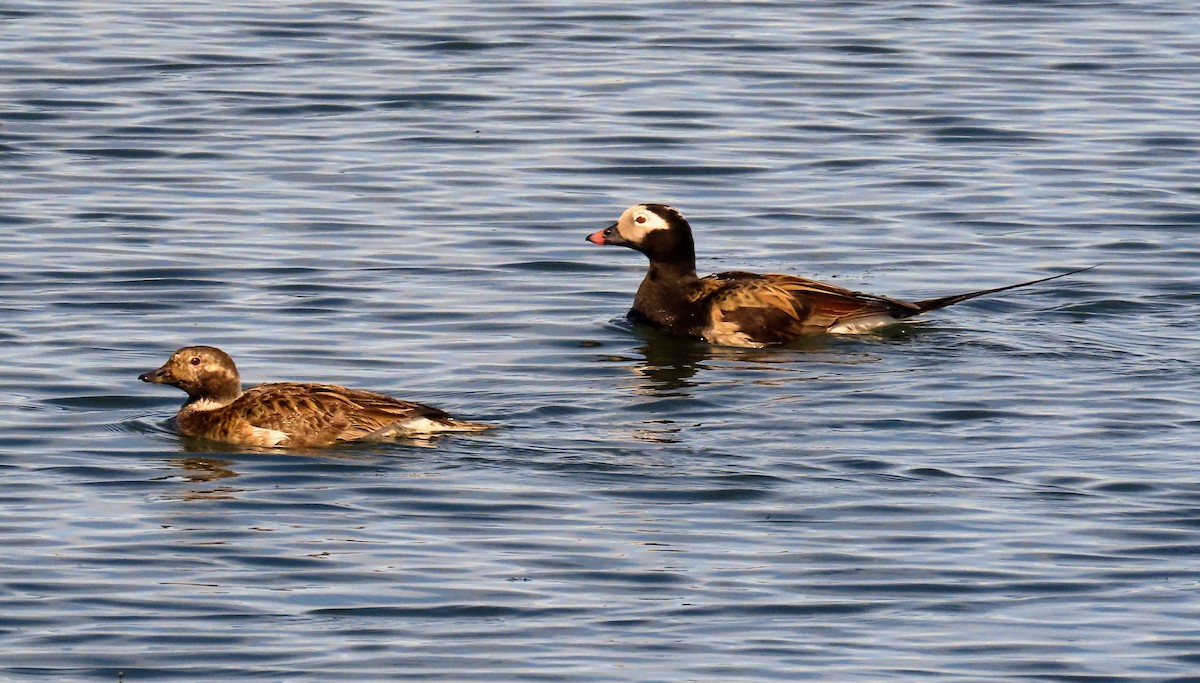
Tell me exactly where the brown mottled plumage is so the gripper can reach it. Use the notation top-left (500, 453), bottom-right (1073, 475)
top-left (587, 203), bottom-right (1093, 347)
top-left (139, 346), bottom-right (488, 448)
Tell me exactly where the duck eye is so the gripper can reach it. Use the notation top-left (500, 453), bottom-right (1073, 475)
top-left (190, 356), bottom-right (201, 366)
top-left (635, 215), bottom-right (646, 224)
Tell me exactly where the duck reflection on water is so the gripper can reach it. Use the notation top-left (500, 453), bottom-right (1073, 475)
top-left (612, 319), bottom-right (902, 397)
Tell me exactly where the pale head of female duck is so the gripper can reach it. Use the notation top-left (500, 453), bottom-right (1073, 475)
top-left (139, 345), bottom-right (242, 406)
top-left (586, 203), bottom-right (697, 273)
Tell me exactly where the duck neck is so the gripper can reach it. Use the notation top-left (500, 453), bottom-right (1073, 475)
top-left (182, 395), bottom-right (238, 413)
top-left (632, 258), bottom-right (704, 332)
top-left (182, 381), bottom-right (241, 412)
top-left (646, 257), bottom-right (699, 286)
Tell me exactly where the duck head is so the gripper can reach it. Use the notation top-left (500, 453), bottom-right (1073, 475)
top-left (587, 203), bottom-right (697, 270)
top-left (139, 345), bottom-right (242, 403)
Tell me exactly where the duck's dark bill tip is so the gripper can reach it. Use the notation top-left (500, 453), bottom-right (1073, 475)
top-left (138, 373), bottom-right (152, 383)
top-left (586, 229), bottom-right (606, 245)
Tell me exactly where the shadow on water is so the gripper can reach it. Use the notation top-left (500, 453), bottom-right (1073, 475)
top-left (152, 434), bottom-right (488, 499)
top-left (170, 456), bottom-right (239, 483)
top-left (154, 456), bottom-right (244, 501)
top-left (610, 317), bottom-right (919, 396)
top-left (171, 431), bottom-right (476, 456)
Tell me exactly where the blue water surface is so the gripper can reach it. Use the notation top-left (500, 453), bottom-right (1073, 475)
top-left (2, 1), bottom-right (1200, 681)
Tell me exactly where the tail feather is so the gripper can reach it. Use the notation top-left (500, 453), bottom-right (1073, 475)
top-left (434, 418), bottom-right (492, 433)
top-left (910, 265), bottom-right (1097, 315)
top-left (364, 415), bottom-right (491, 439)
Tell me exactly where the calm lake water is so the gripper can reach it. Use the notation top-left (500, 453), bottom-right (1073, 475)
top-left (3, 1), bottom-right (1200, 680)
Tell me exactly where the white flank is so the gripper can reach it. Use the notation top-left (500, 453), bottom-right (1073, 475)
top-left (827, 314), bottom-right (902, 334)
top-left (366, 416), bottom-right (487, 439)
top-left (247, 425), bottom-right (291, 447)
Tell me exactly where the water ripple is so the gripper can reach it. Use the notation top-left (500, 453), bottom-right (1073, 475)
top-left (2, 1), bottom-right (1200, 681)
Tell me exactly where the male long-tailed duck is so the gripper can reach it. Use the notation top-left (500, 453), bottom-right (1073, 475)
top-left (587, 203), bottom-right (1092, 348)
top-left (139, 346), bottom-right (488, 448)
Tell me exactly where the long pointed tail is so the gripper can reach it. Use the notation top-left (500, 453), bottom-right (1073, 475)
top-left (911, 265), bottom-right (1098, 315)
top-left (436, 418), bottom-right (492, 433)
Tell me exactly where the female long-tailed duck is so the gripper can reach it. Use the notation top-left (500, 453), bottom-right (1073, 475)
top-left (587, 203), bottom-right (1092, 348)
top-left (139, 346), bottom-right (488, 448)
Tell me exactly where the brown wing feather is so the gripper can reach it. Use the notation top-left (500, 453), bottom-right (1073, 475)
top-left (698, 266), bottom-right (1095, 345)
top-left (234, 383), bottom-right (449, 447)
top-left (699, 272), bottom-right (919, 344)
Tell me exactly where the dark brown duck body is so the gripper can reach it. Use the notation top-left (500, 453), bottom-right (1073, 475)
top-left (587, 204), bottom-right (1093, 348)
top-left (139, 346), bottom-right (488, 448)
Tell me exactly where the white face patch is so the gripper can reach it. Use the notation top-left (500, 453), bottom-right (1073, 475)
top-left (618, 204), bottom-right (673, 243)
top-left (205, 363), bottom-right (238, 385)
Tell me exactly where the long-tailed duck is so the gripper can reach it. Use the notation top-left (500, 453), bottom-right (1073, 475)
top-left (139, 346), bottom-right (488, 448)
top-left (587, 203), bottom-right (1092, 347)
